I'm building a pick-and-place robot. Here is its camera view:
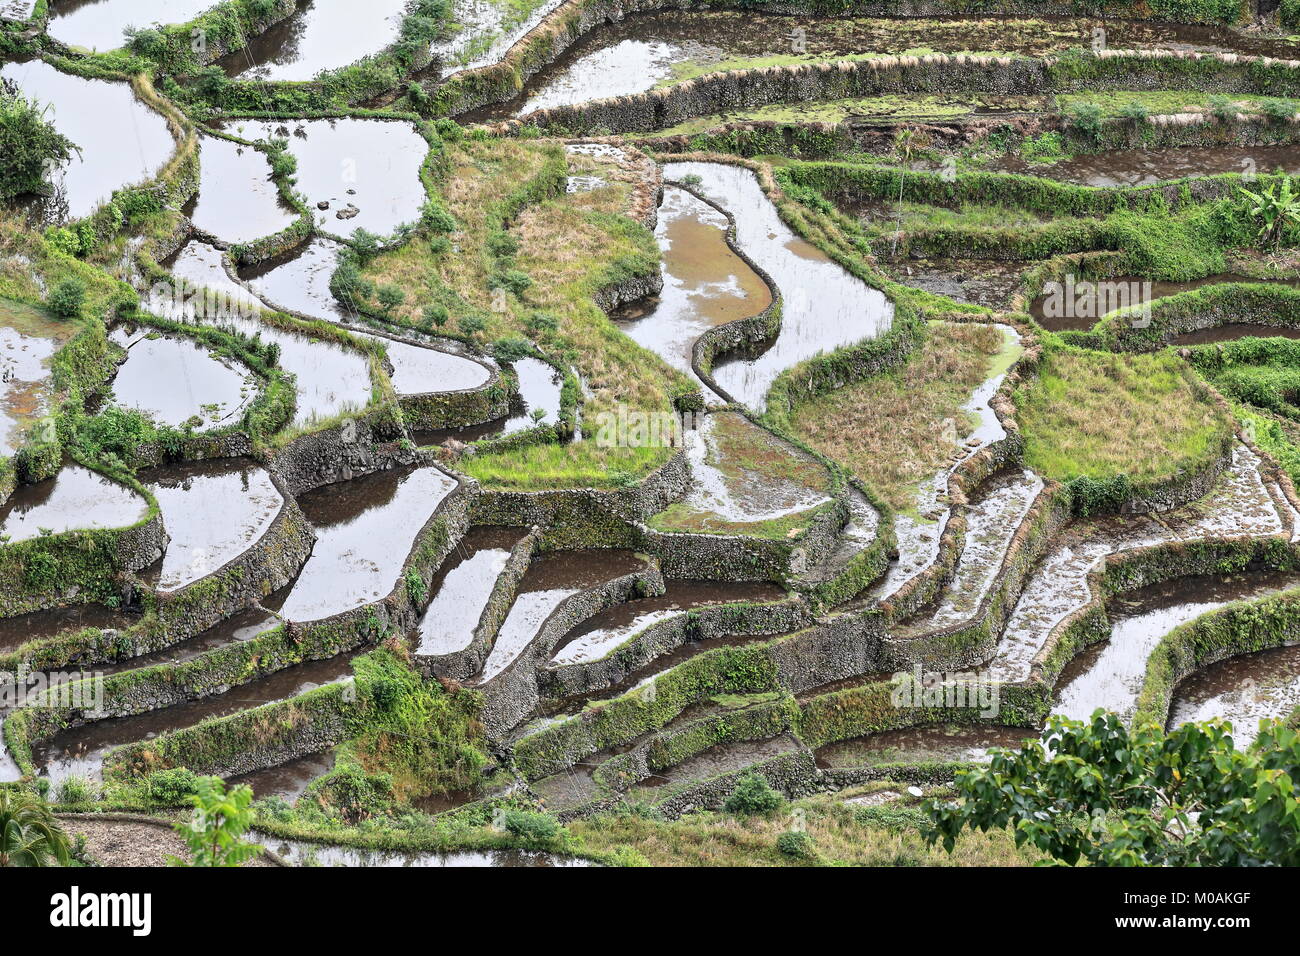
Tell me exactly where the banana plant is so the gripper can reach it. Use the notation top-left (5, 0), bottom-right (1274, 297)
top-left (1240, 177), bottom-right (1300, 248)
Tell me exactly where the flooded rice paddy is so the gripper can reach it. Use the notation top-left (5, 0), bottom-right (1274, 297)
top-left (615, 184), bottom-right (771, 396)
top-left (106, 325), bottom-right (256, 430)
top-left (413, 527), bottom-right (523, 656)
top-left (188, 135), bottom-right (299, 244)
top-left (141, 459), bottom-right (284, 593)
top-left (664, 162), bottom-right (893, 410)
top-left (1054, 572), bottom-right (1300, 724)
top-left (0, 463), bottom-right (148, 543)
top-left (994, 146), bottom-right (1300, 188)
top-left (213, 118), bottom-right (428, 238)
top-left (219, 0), bottom-right (410, 81)
top-left (476, 549), bottom-right (644, 682)
top-left (280, 465), bottom-right (458, 623)
top-left (550, 580), bottom-right (785, 666)
top-left (815, 725), bottom-right (1033, 768)
top-left (1169, 643), bottom-right (1300, 746)
top-left (0, 59), bottom-right (175, 224)
top-left (47, 0), bottom-right (216, 51)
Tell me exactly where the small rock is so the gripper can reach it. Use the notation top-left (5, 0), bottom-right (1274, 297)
top-left (336, 203), bottom-right (360, 220)
top-left (317, 200), bottom-right (330, 210)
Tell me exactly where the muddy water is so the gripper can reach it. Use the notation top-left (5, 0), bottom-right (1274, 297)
top-left (665, 411), bottom-right (831, 530)
top-left (214, 118), bottom-right (427, 238)
top-left (666, 162), bottom-right (893, 411)
top-left (31, 653), bottom-right (360, 784)
top-left (230, 749), bottom-right (336, 802)
top-left (0, 603), bottom-right (133, 657)
top-left (800, 485), bottom-right (882, 590)
top-left (865, 324), bottom-right (1022, 604)
top-left (188, 135), bottom-right (298, 244)
top-left (106, 325), bottom-right (256, 430)
top-left (355, 331), bottom-right (490, 396)
top-left (1054, 572), bottom-right (1300, 724)
top-left (635, 734), bottom-right (803, 790)
top-left (991, 444), bottom-right (1286, 683)
top-left (476, 550), bottom-right (643, 682)
top-left (0, 59), bottom-right (175, 224)
top-left (257, 836), bottom-right (591, 867)
top-left (219, 0), bottom-right (410, 81)
top-left (615, 185), bottom-right (770, 394)
top-left (102, 602), bottom-right (283, 676)
top-left (241, 236), bottom-right (350, 321)
top-left (281, 465), bottom-right (458, 623)
top-left (815, 725), bottom-right (1032, 768)
top-left (1169, 643), bottom-right (1300, 746)
top-left (47, 0), bottom-right (215, 50)
top-left (993, 146), bottom-right (1300, 188)
top-left (412, 355), bottom-right (562, 444)
top-left (412, 527), bottom-right (523, 656)
top-left (158, 241), bottom-right (374, 427)
top-left (0, 299), bottom-right (75, 457)
top-left (550, 580), bottom-right (785, 666)
top-left (0, 463), bottom-right (148, 543)
top-left (141, 459), bottom-right (284, 593)
top-left (1029, 274), bottom-right (1300, 332)
top-left (894, 468), bottom-right (1043, 638)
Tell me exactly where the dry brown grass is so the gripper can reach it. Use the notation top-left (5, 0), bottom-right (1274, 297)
top-left (789, 322), bottom-right (1007, 511)
top-left (569, 790), bottom-right (1045, 866)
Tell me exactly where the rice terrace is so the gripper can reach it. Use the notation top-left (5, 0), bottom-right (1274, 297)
top-left (0, 0), bottom-right (1299, 890)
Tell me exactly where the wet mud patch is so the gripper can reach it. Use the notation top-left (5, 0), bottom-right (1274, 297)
top-left (648, 411), bottom-right (831, 538)
top-left (0, 298), bottom-right (76, 457)
top-left (815, 725), bottom-right (1034, 769)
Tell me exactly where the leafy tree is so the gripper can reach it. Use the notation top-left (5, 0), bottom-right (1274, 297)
top-left (376, 283), bottom-right (406, 314)
top-left (170, 776), bottom-right (261, 867)
top-left (926, 712), bottom-right (1300, 866)
top-left (0, 789), bottom-right (71, 867)
top-left (0, 79), bottom-right (76, 199)
top-left (1240, 178), bottom-right (1300, 248)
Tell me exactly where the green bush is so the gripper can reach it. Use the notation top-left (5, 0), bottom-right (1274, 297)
top-left (502, 809), bottom-right (561, 843)
top-left (776, 829), bottom-right (816, 859)
top-left (724, 773), bottom-right (782, 815)
top-left (47, 278), bottom-right (86, 318)
top-left (142, 767), bottom-right (200, 805)
top-left (0, 78), bottom-right (76, 199)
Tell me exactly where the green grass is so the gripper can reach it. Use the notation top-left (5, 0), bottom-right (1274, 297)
top-left (788, 322), bottom-right (1011, 512)
top-left (1016, 347), bottom-right (1233, 485)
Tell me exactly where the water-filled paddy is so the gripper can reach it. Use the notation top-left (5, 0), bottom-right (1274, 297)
top-left (220, 0), bottom-right (411, 81)
top-left (188, 135), bottom-right (298, 244)
top-left (47, 0), bottom-right (216, 51)
top-left (0, 59), bottom-right (175, 224)
top-left (413, 527), bottom-right (523, 656)
top-left (280, 465), bottom-right (458, 623)
top-left (106, 325), bottom-right (256, 431)
top-left (0, 464), bottom-right (148, 543)
top-left (213, 118), bottom-right (427, 237)
top-left (0, 299), bottom-right (75, 457)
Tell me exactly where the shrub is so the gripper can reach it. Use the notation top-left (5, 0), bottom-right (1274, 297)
top-left (776, 830), bottom-right (816, 859)
top-left (724, 773), bottom-right (782, 815)
top-left (47, 277), bottom-right (86, 318)
top-left (0, 78), bottom-right (76, 199)
top-left (377, 283), bottom-right (406, 314)
top-left (421, 303), bottom-right (448, 328)
top-left (502, 809), bottom-right (561, 843)
top-left (56, 776), bottom-right (98, 805)
top-left (142, 767), bottom-right (200, 805)
top-left (491, 336), bottom-right (533, 363)
top-left (421, 200), bottom-right (457, 234)
top-left (1064, 102), bottom-right (1103, 141)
